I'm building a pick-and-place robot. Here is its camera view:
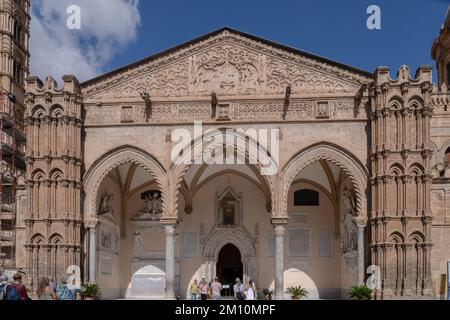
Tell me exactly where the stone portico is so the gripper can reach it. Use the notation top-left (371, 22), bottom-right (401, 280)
top-left (16, 24), bottom-right (450, 300)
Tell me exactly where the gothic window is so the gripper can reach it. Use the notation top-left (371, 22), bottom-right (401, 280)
top-left (13, 60), bottom-right (23, 85)
top-left (294, 189), bottom-right (319, 206)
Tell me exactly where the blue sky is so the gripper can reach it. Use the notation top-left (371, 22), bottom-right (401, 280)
top-left (115, 0), bottom-right (448, 80)
top-left (30, 0), bottom-right (449, 82)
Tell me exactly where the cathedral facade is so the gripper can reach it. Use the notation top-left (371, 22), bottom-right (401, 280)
top-left (2, 0), bottom-right (450, 300)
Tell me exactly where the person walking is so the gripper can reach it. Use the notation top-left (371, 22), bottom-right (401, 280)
top-left (189, 279), bottom-right (199, 300)
top-left (210, 277), bottom-right (222, 300)
top-left (36, 277), bottom-right (58, 300)
top-left (233, 277), bottom-right (245, 300)
top-left (5, 273), bottom-right (30, 300)
top-left (56, 275), bottom-right (78, 300)
top-left (198, 278), bottom-right (209, 301)
top-left (245, 280), bottom-right (256, 300)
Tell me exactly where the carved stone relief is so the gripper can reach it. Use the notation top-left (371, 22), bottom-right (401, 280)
top-left (83, 32), bottom-right (369, 100)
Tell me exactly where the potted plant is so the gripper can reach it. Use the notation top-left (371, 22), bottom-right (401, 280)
top-left (81, 282), bottom-right (101, 300)
top-left (262, 288), bottom-right (273, 300)
top-left (348, 284), bottom-right (373, 300)
top-left (287, 286), bottom-right (308, 300)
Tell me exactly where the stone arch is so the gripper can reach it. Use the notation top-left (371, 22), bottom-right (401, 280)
top-left (83, 145), bottom-right (167, 222)
top-left (388, 96), bottom-right (404, 110)
top-left (31, 233), bottom-right (45, 244)
top-left (49, 233), bottom-right (63, 244)
top-left (202, 228), bottom-right (257, 260)
top-left (31, 105), bottom-right (46, 118)
top-left (282, 142), bottom-right (369, 221)
top-left (407, 96), bottom-right (425, 108)
top-left (408, 231), bottom-right (425, 243)
top-left (49, 104), bottom-right (64, 118)
top-left (388, 231), bottom-right (405, 243)
top-left (170, 128), bottom-right (277, 218)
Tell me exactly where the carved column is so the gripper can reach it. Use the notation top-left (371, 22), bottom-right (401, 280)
top-left (273, 224), bottom-right (286, 300)
top-left (164, 224), bottom-right (176, 300)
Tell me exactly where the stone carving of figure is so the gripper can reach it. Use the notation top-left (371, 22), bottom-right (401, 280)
top-left (223, 206), bottom-right (235, 225)
top-left (99, 194), bottom-right (114, 216)
top-left (341, 187), bottom-right (358, 254)
top-left (136, 191), bottom-right (162, 221)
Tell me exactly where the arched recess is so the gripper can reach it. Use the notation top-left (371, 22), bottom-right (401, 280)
top-left (170, 128), bottom-right (277, 219)
top-left (83, 146), bottom-right (167, 223)
top-left (48, 233), bottom-right (64, 281)
top-left (202, 227), bottom-right (257, 285)
top-left (282, 142), bottom-right (369, 222)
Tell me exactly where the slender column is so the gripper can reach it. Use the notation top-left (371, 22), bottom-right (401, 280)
top-left (164, 225), bottom-right (176, 299)
top-left (274, 224), bottom-right (286, 300)
top-left (357, 225), bottom-right (365, 284)
top-left (86, 221), bottom-right (98, 282)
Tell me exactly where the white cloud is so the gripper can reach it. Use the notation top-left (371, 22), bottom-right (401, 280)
top-left (30, 0), bottom-right (141, 82)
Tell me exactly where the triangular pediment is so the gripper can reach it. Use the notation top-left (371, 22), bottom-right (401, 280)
top-left (81, 27), bottom-right (372, 100)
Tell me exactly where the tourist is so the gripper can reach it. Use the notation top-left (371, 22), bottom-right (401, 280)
top-left (210, 277), bottom-right (222, 300)
top-left (36, 277), bottom-right (58, 300)
top-left (198, 278), bottom-right (209, 300)
top-left (5, 273), bottom-right (30, 300)
top-left (56, 275), bottom-right (78, 300)
top-left (233, 277), bottom-right (245, 300)
top-left (49, 278), bottom-right (57, 291)
top-left (189, 279), bottom-right (199, 300)
top-left (245, 280), bottom-right (256, 300)
top-left (0, 274), bottom-right (9, 300)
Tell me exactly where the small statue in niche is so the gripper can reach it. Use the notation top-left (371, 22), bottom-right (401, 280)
top-left (223, 206), bottom-right (235, 225)
top-left (99, 194), bottom-right (114, 216)
top-left (341, 187), bottom-right (358, 254)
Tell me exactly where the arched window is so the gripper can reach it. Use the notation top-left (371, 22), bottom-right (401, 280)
top-left (294, 189), bottom-right (319, 206)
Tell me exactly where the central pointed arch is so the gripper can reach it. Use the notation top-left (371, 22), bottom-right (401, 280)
top-left (170, 128), bottom-right (278, 217)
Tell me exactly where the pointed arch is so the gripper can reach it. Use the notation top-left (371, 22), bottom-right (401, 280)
top-left (282, 142), bottom-right (368, 221)
top-left (170, 128), bottom-right (277, 219)
top-left (83, 145), bottom-right (167, 222)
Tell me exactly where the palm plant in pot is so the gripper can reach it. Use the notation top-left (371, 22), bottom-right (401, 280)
top-left (287, 286), bottom-right (308, 300)
top-left (81, 282), bottom-right (101, 300)
top-left (348, 284), bottom-right (373, 300)
top-left (262, 288), bottom-right (273, 300)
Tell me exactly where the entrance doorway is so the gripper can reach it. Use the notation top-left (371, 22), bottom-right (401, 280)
top-left (216, 244), bottom-right (243, 297)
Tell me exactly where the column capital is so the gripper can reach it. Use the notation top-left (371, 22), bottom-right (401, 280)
top-left (273, 224), bottom-right (286, 237)
top-left (85, 219), bottom-right (98, 229)
top-left (164, 224), bottom-right (176, 237)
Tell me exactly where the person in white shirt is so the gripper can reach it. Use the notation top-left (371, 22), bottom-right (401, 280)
top-left (245, 280), bottom-right (257, 300)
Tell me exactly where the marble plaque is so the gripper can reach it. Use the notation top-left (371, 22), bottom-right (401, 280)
top-left (290, 213), bottom-right (308, 224)
top-left (289, 229), bottom-right (310, 257)
top-left (319, 231), bottom-right (332, 257)
top-left (182, 232), bottom-right (197, 258)
top-left (267, 232), bottom-right (275, 257)
top-left (100, 254), bottom-right (113, 275)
